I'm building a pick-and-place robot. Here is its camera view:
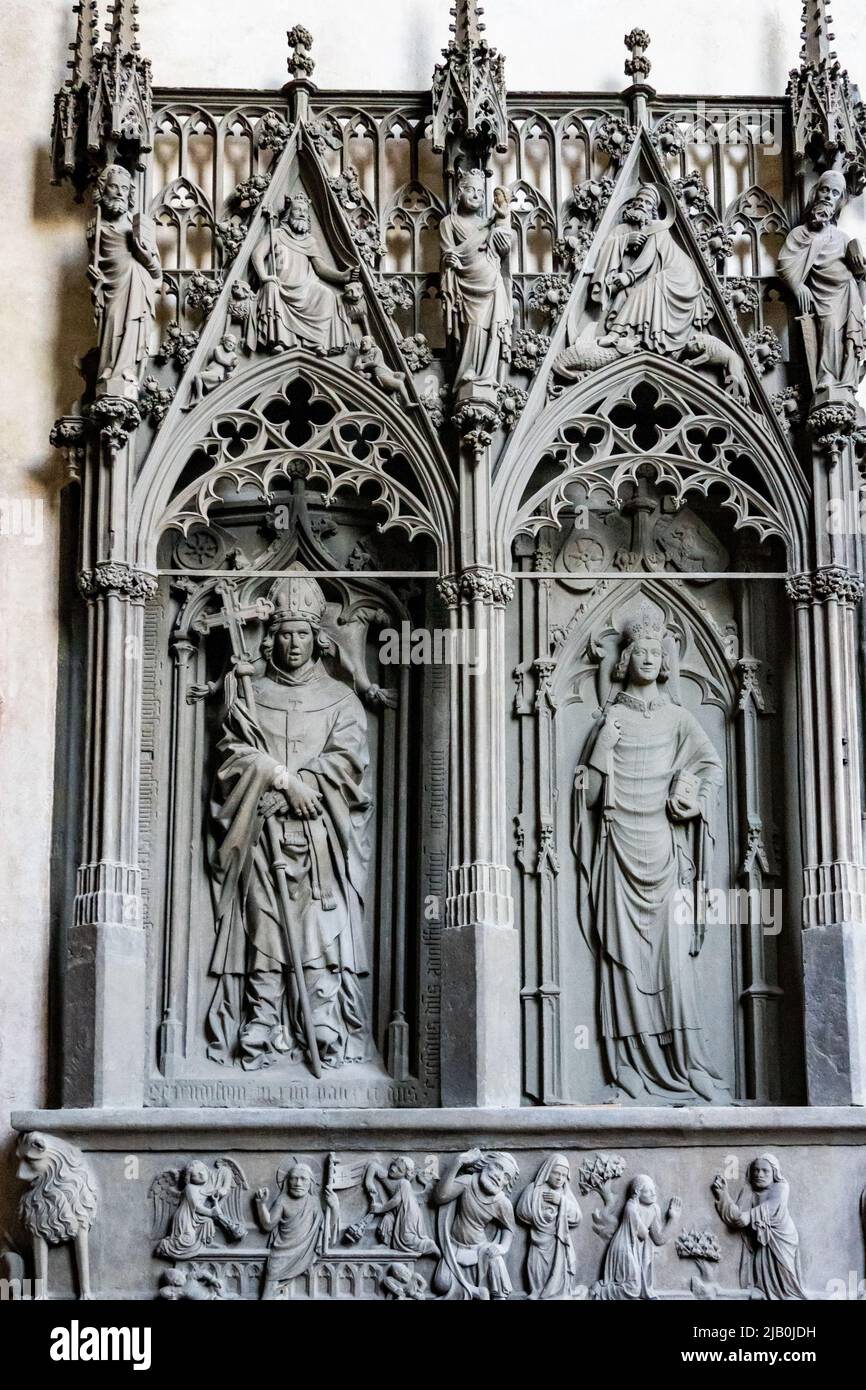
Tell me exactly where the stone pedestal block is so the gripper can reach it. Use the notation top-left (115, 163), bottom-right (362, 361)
top-left (63, 921), bottom-right (147, 1107)
top-left (803, 921), bottom-right (866, 1105)
top-left (440, 920), bottom-right (520, 1108)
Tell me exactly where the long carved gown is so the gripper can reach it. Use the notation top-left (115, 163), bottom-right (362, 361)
top-left (261, 1192), bottom-right (324, 1296)
top-left (250, 226), bottom-right (354, 353)
top-left (515, 1155), bottom-right (581, 1299)
top-left (590, 221), bottom-right (710, 353)
top-left (95, 219), bottom-right (159, 386)
top-left (591, 1195), bottom-right (664, 1300)
top-left (778, 223), bottom-right (866, 388)
top-left (439, 211), bottom-right (512, 387)
top-left (575, 690), bottom-right (728, 1101)
top-left (717, 1178), bottom-right (808, 1301)
top-left (207, 660), bottom-right (372, 1068)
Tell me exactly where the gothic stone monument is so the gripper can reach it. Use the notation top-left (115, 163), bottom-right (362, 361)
top-left (10, 1), bottom-right (866, 1300)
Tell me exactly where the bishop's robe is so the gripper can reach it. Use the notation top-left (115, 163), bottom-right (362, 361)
top-left (207, 660), bottom-right (372, 1069)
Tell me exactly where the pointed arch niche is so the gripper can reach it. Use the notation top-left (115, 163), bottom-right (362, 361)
top-left (501, 355), bottom-right (808, 1107)
top-left (132, 353), bottom-right (455, 1108)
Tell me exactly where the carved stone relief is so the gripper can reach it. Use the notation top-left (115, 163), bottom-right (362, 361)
top-left (778, 170), bottom-right (866, 396)
top-left (150, 1159), bottom-right (248, 1260)
top-left (574, 604), bottom-right (729, 1104)
top-left (711, 1155), bottom-right (807, 1301)
top-left (16, 1133), bottom-right (98, 1301)
top-left (25, 0), bottom-right (866, 1310)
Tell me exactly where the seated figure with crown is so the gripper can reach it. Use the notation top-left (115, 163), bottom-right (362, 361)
top-left (574, 604), bottom-right (730, 1103)
top-left (206, 568), bottom-right (373, 1071)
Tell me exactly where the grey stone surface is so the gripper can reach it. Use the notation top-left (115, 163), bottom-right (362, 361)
top-left (10, 1107), bottom-right (866, 1301)
top-left (6, 0), bottom-right (866, 1301)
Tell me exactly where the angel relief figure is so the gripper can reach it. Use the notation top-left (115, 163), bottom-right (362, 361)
top-left (338, 1156), bottom-right (439, 1257)
top-left (149, 1159), bottom-right (249, 1261)
top-left (574, 603), bottom-right (729, 1103)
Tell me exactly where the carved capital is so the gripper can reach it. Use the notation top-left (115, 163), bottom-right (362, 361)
top-left (49, 415), bottom-right (88, 485)
top-left (85, 397), bottom-right (141, 453)
top-left (813, 565), bottom-right (865, 604)
top-left (452, 400), bottom-right (502, 457)
top-left (78, 562), bottom-right (158, 605)
top-left (788, 567), bottom-right (864, 606)
top-left (438, 568), bottom-right (515, 607)
top-left (785, 572), bottom-right (814, 605)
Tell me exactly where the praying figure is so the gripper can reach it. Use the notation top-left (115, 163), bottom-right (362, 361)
top-left (516, 1154), bottom-right (582, 1300)
top-left (778, 169), bottom-right (866, 391)
top-left (712, 1155), bottom-right (808, 1301)
top-left (89, 163), bottom-right (161, 396)
top-left (590, 1175), bottom-right (681, 1300)
top-left (440, 170), bottom-right (513, 391)
top-left (249, 192), bottom-right (357, 355)
top-left (574, 606), bottom-right (728, 1102)
top-left (432, 1149), bottom-right (519, 1300)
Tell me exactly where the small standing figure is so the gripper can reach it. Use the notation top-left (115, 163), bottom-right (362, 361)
top-left (149, 1158), bottom-right (248, 1260)
top-left (89, 163), bottom-right (162, 397)
top-left (712, 1154), bottom-right (808, 1301)
top-left (439, 169), bottom-right (513, 391)
top-left (778, 170), bottom-right (866, 391)
top-left (361, 1157), bottom-right (439, 1257)
top-left (516, 1153), bottom-right (582, 1300)
top-left (255, 1162), bottom-right (337, 1300)
top-left (353, 335), bottom-right (415, 406)
top-left (590, 1175), bottom-right (681, 1300)
top-left (16, 1131), bottom-right (98, 1301)
top-left (185, 332), bottom-right (239, 409)
top-left (432, 1148), bottom-right (519, 1300)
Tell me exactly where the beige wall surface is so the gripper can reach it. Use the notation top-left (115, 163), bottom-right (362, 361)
top-left (0, 0), bottom-right (864, 1228)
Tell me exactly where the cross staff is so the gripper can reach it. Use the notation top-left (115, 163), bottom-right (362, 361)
top-left (200, 577), bottom-right (323, 1079)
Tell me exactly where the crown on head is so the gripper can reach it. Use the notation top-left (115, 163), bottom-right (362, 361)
top-left (621, 602), bottom-right (666, 644)
top-left (457, 167), bottom-right (487, 188)
top-left (268, 564), bottom-right (327, 630)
